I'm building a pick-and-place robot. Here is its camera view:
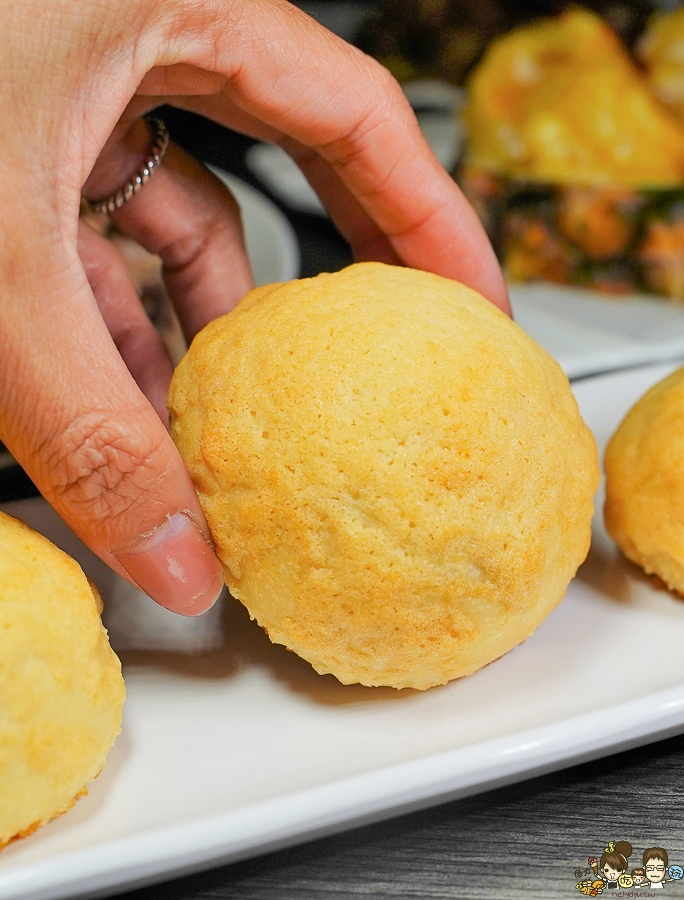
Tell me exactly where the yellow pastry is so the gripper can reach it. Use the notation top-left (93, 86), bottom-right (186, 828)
top-left (641, 7), bottom-right (684, 123)
top-left (605, 366), bottom-right (684, 593)
top-left (169, 263), bottom-right (598, 690)
top-left (0, 511), bottom-right (124, 850)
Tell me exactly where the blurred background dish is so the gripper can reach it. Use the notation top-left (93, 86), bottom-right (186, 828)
top-left (458, 7), bottom-right (684, 301)
top-left (639, 5), bottom-right (684, 120)
top-left (355, 0), bottom-right (654, 86)
top-left (249, 2), bottom-right (684, 308)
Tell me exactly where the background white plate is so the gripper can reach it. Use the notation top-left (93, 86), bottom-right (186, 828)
top-left (212, 170), bottom-right (300, 285)
top-left (2, 361), bottom-right (684, 900)
top-left (511, 283), bottom-right (684, 380)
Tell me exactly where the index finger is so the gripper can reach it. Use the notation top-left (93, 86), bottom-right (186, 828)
top-left (150, 0), bottom-right (508, 312)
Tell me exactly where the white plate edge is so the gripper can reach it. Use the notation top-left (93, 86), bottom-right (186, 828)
top-left (4, 683), bottom-right (684, 900)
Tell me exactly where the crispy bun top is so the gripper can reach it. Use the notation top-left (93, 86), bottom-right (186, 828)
top-left (170, 263), bottom-right (598, 689)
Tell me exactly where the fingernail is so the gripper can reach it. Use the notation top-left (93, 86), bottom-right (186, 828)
top-left (116, 513), bottom-right (224, 616)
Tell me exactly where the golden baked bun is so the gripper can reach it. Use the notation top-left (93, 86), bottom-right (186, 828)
top-left (0, 511), bottom-right (125, 850)
top-left (605, 366), bottom-right (684, 593)
top-left (169, 263), bottom-right (598, 689)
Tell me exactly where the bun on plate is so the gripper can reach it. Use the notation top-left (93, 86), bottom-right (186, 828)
top-left (169, 262), bottom-right (598, 689)
top-left (605, 365), bottom-right (684, 593)
top-left (0, 511), bottom-right (124, 850)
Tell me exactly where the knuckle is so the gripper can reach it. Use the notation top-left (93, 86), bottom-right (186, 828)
top-left (161, 198), bottom-right (240, 278)
top-left (40, 411), bottom-right (167, 527)
top-left (366, 54), bottom-right (405, 99)
top-left (160, 221), bottom-right (216, 275)
top-left (355, 52), bottom-right (409, 119)
top-left (315, 66), bottom-right (412, 170)
top-left (79, 228), bottom-right (122, 289)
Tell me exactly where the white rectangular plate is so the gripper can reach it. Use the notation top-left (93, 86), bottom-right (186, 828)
top-left (2, 361), bottom-right (684, 900)
top-left (511, 283), bottom-right (684, 379)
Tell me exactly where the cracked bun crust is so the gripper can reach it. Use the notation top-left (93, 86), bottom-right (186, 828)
top-left (169, 262), bottom-right (598, 689)
top-left (0, 511), bottom-right (124, 850)
top-left (605, 365), bottom-right (684, 593)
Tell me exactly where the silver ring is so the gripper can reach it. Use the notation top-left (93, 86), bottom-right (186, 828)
top-left (84, 117), bottom-right (169, 216)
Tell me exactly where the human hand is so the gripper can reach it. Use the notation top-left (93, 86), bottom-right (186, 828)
top-left (0, 0), bottom-right (507, 615)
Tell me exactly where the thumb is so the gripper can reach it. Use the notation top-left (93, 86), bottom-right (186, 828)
top-left (0, 247), bottom-right (223, 617)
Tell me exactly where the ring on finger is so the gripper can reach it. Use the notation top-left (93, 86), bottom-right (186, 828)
top-left (83, 117), bottom-right (169, 216)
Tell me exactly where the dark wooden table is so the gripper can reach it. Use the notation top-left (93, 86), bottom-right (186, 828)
top-left (115, 731), bottom-right (684, 900)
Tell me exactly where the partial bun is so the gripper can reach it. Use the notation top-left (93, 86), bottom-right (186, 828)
top-left (0, 511), bottom-right (125, 849)
top-left (605, 366), bottom-right (684, 592)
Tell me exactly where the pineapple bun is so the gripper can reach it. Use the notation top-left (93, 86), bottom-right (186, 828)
top-left (605, 365), bottom-right (684, 594)
top-left (0, 511), bottom-right (124, 850)
top-left (169, 262), bottom-right (598, 689)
